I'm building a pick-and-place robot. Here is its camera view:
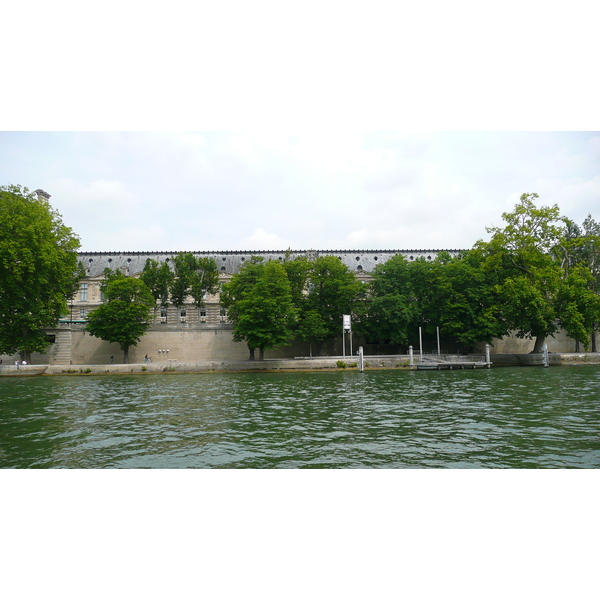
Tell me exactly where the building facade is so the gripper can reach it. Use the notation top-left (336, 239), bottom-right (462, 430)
top-left (2, 248), bottom-right (584, 365)
top-left (71, 248), bottom-right (459, 326)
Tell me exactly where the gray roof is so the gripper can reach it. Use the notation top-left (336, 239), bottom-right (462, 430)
top-left (78, 249), bottom-right (464, 278)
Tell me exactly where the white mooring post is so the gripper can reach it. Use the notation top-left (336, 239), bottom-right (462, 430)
top-left (485, 344), bottom-right (491, 369)
top-left (409, 345), bottom-right (414, 368)
top-left (543, 343), bottom-right (549, 368)
top-left (419, 327), bottom-right (423, 361)
top-left (358, 346), bottom-right (364, 372)
top-left (437, 326), bottom-right (441, 357)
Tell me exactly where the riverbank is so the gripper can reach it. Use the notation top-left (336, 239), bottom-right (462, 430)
top-left (1, 352), bottom-right (600, 376)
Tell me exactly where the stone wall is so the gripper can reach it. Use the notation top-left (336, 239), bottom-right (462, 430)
top-left (474, 328), bottom-right (589, 354)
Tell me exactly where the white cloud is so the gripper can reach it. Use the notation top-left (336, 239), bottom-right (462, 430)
top-left (97, 225), bottom-right (168, 253)
top-left (2, 132), bottom-right (599, 253)
top-left (52, 178), bottom-right (141, 216)
top-left (242, 228), bottom-right (291, 250)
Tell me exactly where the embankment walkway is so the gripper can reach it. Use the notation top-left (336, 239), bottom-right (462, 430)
top-left (1, 353), bottom-right (600, 376)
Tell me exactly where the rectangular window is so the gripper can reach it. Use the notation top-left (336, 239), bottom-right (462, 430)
top-left (80, 308), bottom-right (87, 319)
top-left (79, 283), bottom-right (88, 302)
top-left (180, 308), bottom-right (186, 318)
top-left (200, 307), bottom-right (206, 317)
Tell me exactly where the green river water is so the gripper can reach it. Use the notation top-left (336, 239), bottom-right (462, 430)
top-left (1, 366), bottom-right (599, 468)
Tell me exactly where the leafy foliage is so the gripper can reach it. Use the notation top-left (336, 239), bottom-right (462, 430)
top-left (299, 256), bottom-right (364, 351)
top-left (140, 258), bottom-right (174, 307)
top-left (0, 184), bottom-right (81, 360)
top-left (364, 194), bottom-right (600, 353)
top-left (363, 254), bottom-right (417, 347)
top-left (85, 270), bottom-right (154, 363)
top-left (473, 193), bottom-right (599, 351)
top-left (169, 253), bottom-right (219, 308)
top-left (221, 258), bottom-right (298, 359)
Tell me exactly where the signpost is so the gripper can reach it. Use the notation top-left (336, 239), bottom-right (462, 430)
top-left (343, 314), bottom-right (352, 357)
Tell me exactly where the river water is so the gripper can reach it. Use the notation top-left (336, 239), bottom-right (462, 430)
top-left (1, 366), bottom-right (599, 468)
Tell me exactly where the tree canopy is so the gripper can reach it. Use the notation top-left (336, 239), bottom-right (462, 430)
top-left (0, 184), bottom-right (82, 361)
top-left (85, 270), bottom-right (154, 363)
top-left (140, 258), bottom-right (174, 308)
top-left (298, 256), bottom-right (365, 353)
top-left (361, 194), bottom-right (600, 353)
top-left (473, 193), bottom-right (600, 351)
top-left (221, 258), bottom-right (298, 359)
top-left (142, 253), bottom-right (219, 313)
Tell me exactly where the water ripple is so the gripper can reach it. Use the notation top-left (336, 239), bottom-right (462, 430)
top-left (1, 367), bottom-right (599, 468)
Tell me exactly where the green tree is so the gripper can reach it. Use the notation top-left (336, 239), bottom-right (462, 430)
top-left (189, 256), bottom-right (220, 308)
top-left (555, 265), bottom-right (600, 350)
top-left (474, 193), bottom-right (568, 353)
top-left (363, 254), bottom-right (418, 349)
top-left (301, 256), bottom-right (364, 354)
top-left (0, 184), bottom-right (81, 361)
top-left (85, 271), bottom-right (154, 363)
top-left (474, 193), bottom-right (600, 353)
top-left (553, 215), bottom-right (600, 350)
top-left (169, 253), bottom-right (219, 315)
top-left (421, 253), bottom-right (508, 349)
top-left (221, 259), bottom-right (298, 359)
top-left (140, 258), bottom-right (174, 311)
top-left (364, 252), bottom-right (505, 353)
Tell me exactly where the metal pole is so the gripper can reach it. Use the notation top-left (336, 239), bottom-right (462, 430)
top-left (419, 327), bottom-right (423, 361)
top-left (343, 328), bottom-right (345, 358)
top-left (437, 326), bottom-right (441, 357)
top-left (350, 329), bottom-right (353, 357)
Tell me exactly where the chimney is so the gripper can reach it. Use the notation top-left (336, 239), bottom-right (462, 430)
top-left (34, 189), bottom-right (51, 201)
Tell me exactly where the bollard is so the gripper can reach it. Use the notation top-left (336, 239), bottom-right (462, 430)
top-left (358, 346), bottom-right (364, 372)
top-left (409, 345), bottom-right (414, 368)
top-left (485, 344), bottom-right (491, 369)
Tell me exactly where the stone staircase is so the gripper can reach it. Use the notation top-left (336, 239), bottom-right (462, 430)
top-left (53, 328), bottom-right (72, 365)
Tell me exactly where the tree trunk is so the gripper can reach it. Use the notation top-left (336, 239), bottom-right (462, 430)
top-left (532, 335), bottom-right (546, 354)
top-left (575, 339), bottom-right (580, 352)
top-left (592, 327), bottom-right (598, 353)
top-left (248, 346), bottom-right (255, 361)
top-left (259, 348), bottom-right (265, 360)
top-left (123, 346), bottom-right (129, 364)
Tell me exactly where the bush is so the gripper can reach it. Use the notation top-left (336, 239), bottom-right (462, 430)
top-left (336, 360), bottom-right (347, 368)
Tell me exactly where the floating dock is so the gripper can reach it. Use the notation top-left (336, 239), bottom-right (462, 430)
top-left (415, 361), bottom-right (489, 370)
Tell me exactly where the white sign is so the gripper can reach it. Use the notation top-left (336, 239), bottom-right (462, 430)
top-left (343, 314), bottom-right (351, 331)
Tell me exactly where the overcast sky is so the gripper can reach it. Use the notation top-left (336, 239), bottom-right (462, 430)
top-left (1, 131), bottom-right (598, 252)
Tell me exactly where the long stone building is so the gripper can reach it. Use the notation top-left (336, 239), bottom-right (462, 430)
top-left (73, 248), bottom-right (459, 324)
top-left (1, 248), bottom-right (582, 366)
